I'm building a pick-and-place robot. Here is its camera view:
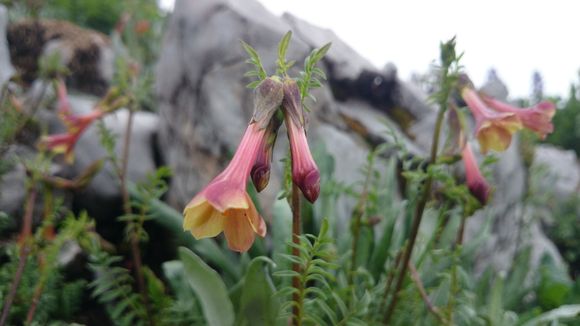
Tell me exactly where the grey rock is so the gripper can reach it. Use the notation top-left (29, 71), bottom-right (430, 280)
top-left (533, 144), bottom-right (580, 198)
top-left (0, 5), bottom-right (13, 86)
top-left (480, 69), bottom-right (509, 101)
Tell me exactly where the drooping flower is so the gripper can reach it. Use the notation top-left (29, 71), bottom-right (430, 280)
top-left (282, 78), bottom-right (320, 203)
top-left (461, 87), bottom-right (523, 153)
top-left (251, 114), bottom-right (282, 192)
top-left (38, 81), bottom-right (105, 162)
top-left (480, 95), bottom-right (555, 139)
top-left (250, 77), bottom-right (284, 192)
top-left (461, 142), bottom-right (491, 205)
top-left (183, 122), bottom-right (268, 252)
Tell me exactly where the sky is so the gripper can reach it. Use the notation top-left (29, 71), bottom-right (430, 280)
top-left (159, 0), bottom-right (580, 99)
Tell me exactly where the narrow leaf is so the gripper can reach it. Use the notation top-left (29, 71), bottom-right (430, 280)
top-left (179, 247), bottom-right (235, 326)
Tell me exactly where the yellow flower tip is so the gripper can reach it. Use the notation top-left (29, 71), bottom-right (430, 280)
top-left (223, 210), bottom-right (256, 252)
top-left (475, 114), bottom-right (522, 154)
top-left (221, 200), bottom-right (267, 252)
top-left (477, 125), bottom-right (513, 154)
top-left (183, 201), bottom-right (225, 239)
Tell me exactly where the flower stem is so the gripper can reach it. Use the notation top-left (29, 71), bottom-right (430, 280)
top-left (118, 109), bottom-right (150, 322)
top-left (383, 99), bottom-right (447, 323)
top-left (408, 262), bottom-right (447, 324)
top-left (291, 182), bottom-right (303, 326)
top-left (379, 249), bottom-right (403, 314)
top-left (0, 186), bottom-right (37, 326)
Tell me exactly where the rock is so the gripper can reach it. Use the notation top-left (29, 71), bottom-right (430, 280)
top-left (7, 20), bottom-right (113, 95)
top-left (0, 5), bottom-right (13, 86)
top-left (533, 145), bottom-right (580, 198)
top-left (70, 98), bottom-right (162, 220)
top-left (0, 153), bottom-right (27, 221)
top-left (480, 69), bottom-right (509, 101)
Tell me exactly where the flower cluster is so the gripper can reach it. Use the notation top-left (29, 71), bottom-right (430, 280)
top-left (458, 75), bottom-right (556, 205)
top-left (183, 77), bottom-right (320, 252)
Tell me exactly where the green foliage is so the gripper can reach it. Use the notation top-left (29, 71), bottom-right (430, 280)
top-left (241, 41), bottom-right (268, 88)
top-left (179, 247), bottom-right (235, 326)
top-left (276, 31), bottom-right (296, 75)
top-left (42, 0), bottom-right (123, 33)
top-left (545, 85), bottom-right (580, 155)
top-left (297, 42), bottom-right (331, 106)
top-left (0, 213), bottom-right (95, 325)
top-left (88, 251), bottom-right (148, 326)
top-left (237, 257), bottom-right (279, 325)
top-left (275, 218), bottom-right (339, 324)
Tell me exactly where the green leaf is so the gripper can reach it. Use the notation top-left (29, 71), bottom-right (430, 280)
top-left (277, 31), bottom-right (292, 74)
top-left (179, 247), bottom-right (235, 326)
top-left (369, 213), bottom-right (396, 279)
top-left (237, 257), bottom-right (279, 325)
top-left (272, 193), bottom-right (293, 269)
top-left (489, 275), bottom-right (504, 326)
top-left (520, 305), bottom-right (580, 326)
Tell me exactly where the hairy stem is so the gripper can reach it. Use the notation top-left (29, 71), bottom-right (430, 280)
top-left (383, 94), bottom-right (448, 323)
top-left (291, 182), bottom-right (303, 326)
top-left (25, 280), bottom-right (45, 324)
top-left (379, 249), bottom-right (403, 315)
top-left (0, 186), bottom-right (37, 326)
top-left (409, 262), bottom-right (447, 324)
top-left (118, 109), bottom-right (150, 322)
top-left (455, 214), bottom-right (467, 246)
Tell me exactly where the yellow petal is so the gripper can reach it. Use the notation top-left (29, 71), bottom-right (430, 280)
top-left (183, 201), bottom-right (225, 239)
top-left (223, 208), bottom-right (256, 252)
top-left (478, 125), bottom-right (513, 153)
top-left (245, 199), bottom-right (267, 237)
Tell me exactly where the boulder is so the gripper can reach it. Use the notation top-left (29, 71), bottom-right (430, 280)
top-left (7, 19), bottom-right (113, 95)
top-left (533, 144), bottom-right (580, 198)
top-left (0, 5), bottom-right (13, 86)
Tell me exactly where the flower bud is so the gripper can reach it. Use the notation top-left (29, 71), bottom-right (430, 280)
top-left (462, 143), bottom-right (491, 205)
top-left (282, 78), bottom-right (320, 202)
top-left (251, 114), bottom-right (282, 192)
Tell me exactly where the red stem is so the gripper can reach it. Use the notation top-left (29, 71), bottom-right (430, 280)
top-left (291, 182), bottom-right (302, 326)
top-left (0, 187), bottom-right (37, 326)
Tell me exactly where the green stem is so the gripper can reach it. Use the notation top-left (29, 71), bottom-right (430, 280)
top-left (408, 262), bottom-right (447, 324)
top-left (416, 203), bottom-right (450, 269)
top-left (348, 156), bottom-right (374, 293)
top-left (379, 248), bottom-right (403, 315)
top-left (383, 92), bottom-right (448, 323)
top-left (291, 182), bottom-right (303, 326)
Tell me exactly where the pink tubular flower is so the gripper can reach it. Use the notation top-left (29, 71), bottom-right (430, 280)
top-left (283, 79), bottom-right (320, 203)
top-left (250, 77), bottom-right (284, 192)
top-left (251, 116), bottom-right (282, 192)
top-left (183, 122), bottom-right (268, 252)
top-left (480, 95), bottom-right (555, 139)
top-left (39, 81), bottom-right (105, 162)
top-left (461, 87), bottom-right (523, 153)
top-left (461, 143), bottom-right (491, 205)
